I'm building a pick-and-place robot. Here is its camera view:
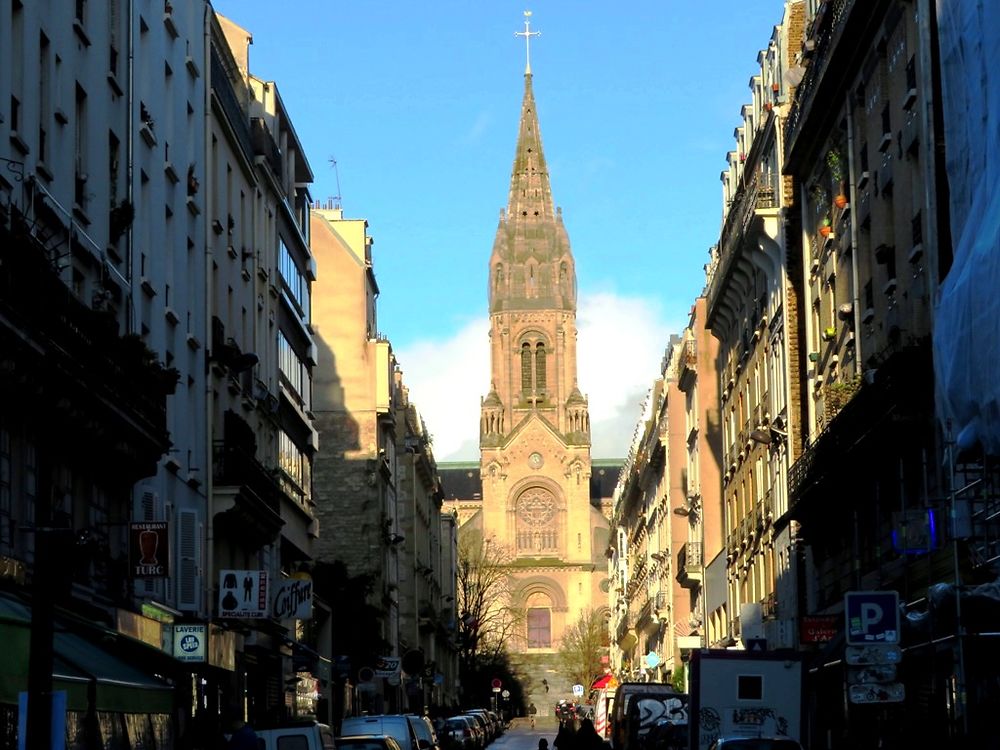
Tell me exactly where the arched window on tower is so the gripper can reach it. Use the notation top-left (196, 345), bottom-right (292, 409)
top-left (535, 343), bottom-right (546, 394)
top-left (521, 343), bottom-right (532, 394)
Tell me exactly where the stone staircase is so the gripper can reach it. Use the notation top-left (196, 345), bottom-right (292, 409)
top-left (509, 652), bottom-right (577, 717)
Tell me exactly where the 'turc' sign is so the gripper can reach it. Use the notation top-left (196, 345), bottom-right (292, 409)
top-left (129, 522), bottom-right (169, 578)
top-left (271, 576), bottom-right (313, 620)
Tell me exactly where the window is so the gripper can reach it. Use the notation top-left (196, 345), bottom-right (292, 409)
top-left (0, 427), bottom-right (10, 551)
top-left (279, 240), bottom-right (310, 322)
top-left (74, 84), bottom-right (88, 210)
top-left (521, 343), bottom-right (532, 393)
top-left (515, 487), bottom-right (558, 553)
top-left (39, 33), bottom-right (50, 163)
top-left (278, 430), bottom-right (311, 508)
top-left (535, 343), bottom-right (546, 393)
top-left (527, 608), bottom-right (551, 648)
top-left (519, 337), bottom-right (548, 401)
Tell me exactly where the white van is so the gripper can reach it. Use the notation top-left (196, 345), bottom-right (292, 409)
top-left (256, 721), bottom-right (337, 750)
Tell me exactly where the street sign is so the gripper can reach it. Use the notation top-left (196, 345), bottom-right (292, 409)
top-left (849, 682), bottom-right (905, 704)
top-left (845, 591), bottom-right (900, 645)
top-left (847, 664), bottom-right (897, 684)
top-left (845, 644), bottom-right (901, 665)
top-left (492, 687), bottom-right (501, 693)
top-left (573, 684), bottom-right (584, 697)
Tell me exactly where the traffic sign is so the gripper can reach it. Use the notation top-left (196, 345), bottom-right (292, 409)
top-left (572, 684), bottom-right (584, 697)
top-left (845, 591), bottom-right (900, 645)
top-left (501, 689), bottom-right (511, 699)
top-left (847, 664), bottom-right (897, 684)
top-left (845, 645), bottom-right (901, 665)
top-left (491, 678), bottom-right (502, 689)
top-left (848, 682), bottom-right (905, 704)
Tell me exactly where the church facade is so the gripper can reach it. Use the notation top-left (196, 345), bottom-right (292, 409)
top-left (441, 47), bottom-right (614, 702)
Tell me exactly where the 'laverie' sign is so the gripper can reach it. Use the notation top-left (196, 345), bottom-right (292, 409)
top-left (272, 576), bottom-right (313, 620)
top-left (173, 624), bottom-right (207, 662)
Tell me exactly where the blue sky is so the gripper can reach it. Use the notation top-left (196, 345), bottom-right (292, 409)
top-left (212, 0), bottom-right (785, 460)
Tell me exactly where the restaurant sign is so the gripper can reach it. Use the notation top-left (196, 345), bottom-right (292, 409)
top-left (129, 522), bottom-right (169, 578)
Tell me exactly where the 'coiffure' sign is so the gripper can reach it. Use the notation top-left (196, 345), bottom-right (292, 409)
top-left (271, 575), bottom-right (313, 620)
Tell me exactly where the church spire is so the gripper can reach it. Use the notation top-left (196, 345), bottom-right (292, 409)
top-left (488, 10), bottom-right (575, 316)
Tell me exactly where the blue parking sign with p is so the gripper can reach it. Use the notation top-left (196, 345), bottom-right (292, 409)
top-left (845, 591), bottom-right (900, 645)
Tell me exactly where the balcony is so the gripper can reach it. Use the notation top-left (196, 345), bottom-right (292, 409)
top-left (251, 117), bottom-right (283, 183)
top-left (676, 541), bottom-right (703, 588)
top-left (706, 164), bottom-right (780, 328)
top-left (678, 339), bottom-right (697, 391)
top-left (212, 441), bottom-right (286, 549)
top-left (0, 210), bottom-right (170, 479)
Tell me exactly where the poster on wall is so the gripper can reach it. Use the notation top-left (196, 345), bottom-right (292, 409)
top-left (218, 570), bottom-right (268, 618)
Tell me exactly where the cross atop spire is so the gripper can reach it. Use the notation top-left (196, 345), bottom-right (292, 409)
top-left (514, 10), bottom-right (541, 75)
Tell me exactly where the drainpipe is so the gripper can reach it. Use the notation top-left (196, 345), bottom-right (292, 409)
top-left (126, 0), bottom-right (136, 334)
top-left (202, 0), bottom-right (215, 628)
top-left (846, 95), bottom-right (863, 378)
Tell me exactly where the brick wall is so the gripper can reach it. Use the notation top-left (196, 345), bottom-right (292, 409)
top-left (313, 409), bottom-right (383, 576)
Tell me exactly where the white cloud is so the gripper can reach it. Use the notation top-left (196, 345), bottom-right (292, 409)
top-left (396, 292), bottom-right (680, 462)
top-left (394, 318), bottom-right (490, 461)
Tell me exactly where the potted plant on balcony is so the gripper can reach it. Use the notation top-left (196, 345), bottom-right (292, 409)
top-left (819, 215), bottom-right (833, 237)
top-left (827, 148), bottom-right (848, 208)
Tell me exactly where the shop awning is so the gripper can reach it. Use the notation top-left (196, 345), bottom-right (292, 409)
top-left (0, 593), bottom-right (173, 713)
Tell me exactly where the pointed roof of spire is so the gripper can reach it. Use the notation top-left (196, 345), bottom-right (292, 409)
top-left (506, 73), bottom-right (555, 221)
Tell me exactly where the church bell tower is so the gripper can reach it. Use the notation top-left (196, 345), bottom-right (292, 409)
top-left (477, 13), bottom-right (598, 658)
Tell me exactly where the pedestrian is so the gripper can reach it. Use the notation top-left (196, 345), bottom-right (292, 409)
top-left (575, 718), bottom-right (608, 750)
top-left (528, 702), bottom-right (537, 729)
top-left (553, 720), bottom-right (577, 750)
top-left (224, 706), bottom-right (258, 750)
top-left (538, 740), bottom-right (549, 750)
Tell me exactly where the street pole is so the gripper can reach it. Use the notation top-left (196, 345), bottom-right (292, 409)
top-left (946, 424), bottom-right (969, 738)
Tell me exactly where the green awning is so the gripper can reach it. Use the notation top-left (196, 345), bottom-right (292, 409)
top-left (0, 595), bottom-right (173, 713)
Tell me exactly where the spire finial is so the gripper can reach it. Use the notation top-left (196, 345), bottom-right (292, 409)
top-left (514, 10), bottom-right (540, 75)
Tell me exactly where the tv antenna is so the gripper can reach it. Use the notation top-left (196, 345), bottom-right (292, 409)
top-left (328, 156), bottom-right (342, 208)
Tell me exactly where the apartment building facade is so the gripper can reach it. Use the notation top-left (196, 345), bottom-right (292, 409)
top-left (703, 1), bottom-right (804, 651)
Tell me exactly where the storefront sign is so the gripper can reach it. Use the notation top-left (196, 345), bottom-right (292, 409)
top-left (173, 624), bottom-right (207, 663)
top-left (374, 656), bottom-right (401, 678)
top-left (800, 615), bottom-right (838, 643)
top-left (271, 576), bottom-right (313, 620)
top-left (218, 570), bottom-right (268, 618)
top-left (115, 609), bottom-right (163, 650)
top-left (208, 628), bottom-right (237, 671)
top-left (129, 522), bottom-right (169, 578)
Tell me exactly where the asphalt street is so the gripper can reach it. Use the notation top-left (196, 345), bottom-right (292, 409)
top-left (493, 719), bottom-right (563, 750)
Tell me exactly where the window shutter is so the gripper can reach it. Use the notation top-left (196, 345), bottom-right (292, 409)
top-left (177, 509), bottom-right (201, 612)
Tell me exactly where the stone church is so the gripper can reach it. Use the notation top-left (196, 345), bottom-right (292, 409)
top-left (440, 48), bottom-right (618, 705)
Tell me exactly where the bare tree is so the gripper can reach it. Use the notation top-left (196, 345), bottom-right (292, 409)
top-left (457, 531), bottom-right (523, 689)
top-left (558, 608), bottom-right (608, 689)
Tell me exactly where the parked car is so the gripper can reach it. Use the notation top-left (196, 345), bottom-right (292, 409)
top-left (338, 736), bottom-right (404, 750)
top-left (462, 711), bottom-right (493, 744)
top-left (340, 715), bottom-right (421, 750)
top-left (405, 714), bottom-right (440, 750)
top-left (256, 721), bottom-right (337, 750)
top-left (707, 739), bottom-right (803, 750)
top-left (441, 716), bottom-right (478, 750)
top-left (486, 711), bottom-right (503, 736)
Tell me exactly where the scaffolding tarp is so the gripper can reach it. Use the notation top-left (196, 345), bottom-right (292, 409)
top-left (933, 0), bottom-right (1000, 454)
